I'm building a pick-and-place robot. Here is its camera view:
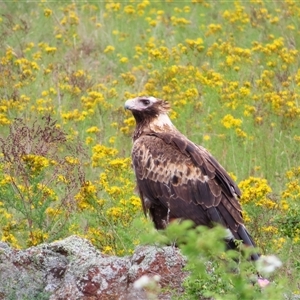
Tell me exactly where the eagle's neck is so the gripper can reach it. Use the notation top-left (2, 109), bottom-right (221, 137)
top-left (133, 113), bottom-right (175, 140)
top-left (149, 113), bottom-right (174, 130)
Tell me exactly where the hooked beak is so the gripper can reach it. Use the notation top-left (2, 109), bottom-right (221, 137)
top-left (124, 98), bottom-right (135, 110)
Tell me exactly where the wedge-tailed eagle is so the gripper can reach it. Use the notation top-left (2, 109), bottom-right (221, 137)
top-left (125, 96), bottom-right (259, 260)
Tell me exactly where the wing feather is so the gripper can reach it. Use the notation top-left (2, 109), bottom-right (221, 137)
top-left (132, 133), bottom-right (254, 247)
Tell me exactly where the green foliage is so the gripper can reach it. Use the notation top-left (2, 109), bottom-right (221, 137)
top-left (141, 221), bottom-right (287, 300)
top-left (277, 208), bottom-right (300, 239)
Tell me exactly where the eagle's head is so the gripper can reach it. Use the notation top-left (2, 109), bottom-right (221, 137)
top-left (125, 96), bottom-right (173, 137)
top-left (125, 96), bottom-right (170, 121)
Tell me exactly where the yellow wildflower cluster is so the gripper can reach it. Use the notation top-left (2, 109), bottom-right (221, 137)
top-left (22, 154), bottom-right (50, 174)
top-left (92, 144), bottom-right (118, 167)
top-left (280, 167), bottom-right (300, 224)
top-left (221, 114), bottom-right (242, 129)
top-left (239, 177), bottom-right (275, 208)
top-left (75, 180), bottom-right (98, 210)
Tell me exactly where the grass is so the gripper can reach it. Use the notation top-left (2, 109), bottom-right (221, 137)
top-left (0, 0), bottom-right (299, 297)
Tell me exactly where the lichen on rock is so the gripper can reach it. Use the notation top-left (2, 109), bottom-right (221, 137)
top-left (0, 236), bottom-right (187, 300)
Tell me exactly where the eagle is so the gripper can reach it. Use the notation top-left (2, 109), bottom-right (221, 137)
top-left (125, 96), bottom-right (259, 261)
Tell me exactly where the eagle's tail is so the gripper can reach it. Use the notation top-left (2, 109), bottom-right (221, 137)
top-left (225, 225), bottom-right (260, 261)
top-left (237, 224), bottom-right (260, 261)
top-left (207, 207), bottom-right (260, 260)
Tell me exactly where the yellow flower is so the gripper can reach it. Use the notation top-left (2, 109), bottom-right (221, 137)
top-left (44, 8), bottom-right (52, 17)
top-left (45, 47), bottom-right (57, 54)
top-left (92, 144), bottom-right (118, 167)
top-left (203, 135), bottom-right (211, 141)
top-left (107, 186), bottom-right (122, 197)
top-left (28, 229), bottom-right (49, 246)
top-left (109, 158), bottom-right (131, 169)
top-left (169, 110), bottom-right (178, 120)
top-left (221, 114), bottom-right (242, 129)
top-left (124, 5), bottom-right (135, 14)
top-left (228, 172), bottom-right (237, 182)
top-left (86, 137), bottom-right (94, 145)
top-left (105, 2), bottom-right (121, 11)
top-left (65, 156), bottom-right (79, 165)
top-left (119, 57), bottom-right (128, 63)
top-left (57, 174), bottom-right (69, 184)
top-left (1, 232), bottom-right (20, 249)
top-left (86, 126), bottom-right (101, 133)
top-left (239, 177), bottom-right (272, 206)
top-left (280, 200), bottom-right (289, 211)
top-left (37, 183), bottom-right (58, 200)
top-left (109, 136), bottom-right (116, 144)
top-left (121, 72), bottom-right (136, 85)
top-left (185, 38), bottom-right (204, 49)
top-left (262, 226), bottom-right (278, 234)
top-left (106, 206), bottom-right (122, 220)
top-left (239, 87), bottom-right (250, 97)
top-left (45, 207), bottom-right (61, 217)
top-left (103, 245), bottom-right (113, 254)
top-left (242, 210), bottom-right (251, 223)
top-left (206, 23), bottom-right (222, 36)
top-left (274, 237), bottom-right (286, 249)
top-left (22, 154), bottom-right (50, 173)
top-left (235, 128), bottom-right (247, 138)
top-left (123, 117), bottom-right (135, 127)
top-left (104, 45), bottom-right (115, 53)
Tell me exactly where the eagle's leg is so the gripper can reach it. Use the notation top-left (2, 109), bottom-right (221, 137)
top-left (149, 203), bottom-right (169, 230)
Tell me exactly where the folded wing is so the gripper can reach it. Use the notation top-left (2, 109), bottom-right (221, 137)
top-left (132, 133), bottom-right (257, 254)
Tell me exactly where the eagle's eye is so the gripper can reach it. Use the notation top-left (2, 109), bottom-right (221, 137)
top-left (140, 99), bottom-right (150, 106)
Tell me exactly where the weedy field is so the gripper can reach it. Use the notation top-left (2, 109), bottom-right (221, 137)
top-left (0, 1), bottom-right (299, 298)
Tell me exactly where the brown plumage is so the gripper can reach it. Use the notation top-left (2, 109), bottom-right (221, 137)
top-left (125, 96), bottom-right (259, 260)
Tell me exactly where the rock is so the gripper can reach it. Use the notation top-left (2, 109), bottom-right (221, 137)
top-left (0, 236), bottom-right (187, 299)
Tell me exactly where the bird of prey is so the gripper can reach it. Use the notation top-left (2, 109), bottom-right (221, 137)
top-left (125, 96), bottom-right (259, 260)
